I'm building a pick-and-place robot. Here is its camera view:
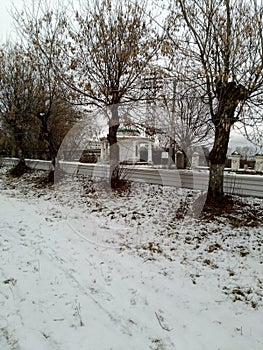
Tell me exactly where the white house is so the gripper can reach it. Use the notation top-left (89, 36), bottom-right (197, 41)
top-left (100, 128), bottom-right (154, 164)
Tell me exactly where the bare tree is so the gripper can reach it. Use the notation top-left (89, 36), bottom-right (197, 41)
top-left (15, 0), bottom-right (162, 187)
top-left (0, 41), bottom-right (78, 177)
top-left (166, 0), bottom-right (263, 202)
top-left (13, 2), bottom-right (79, 165)
top-left (0, 43), bottom-right (39, 173)
top-left (131, 74), bottom-right (213, 168)
top-left (161, 79), bottom-right (213, 168)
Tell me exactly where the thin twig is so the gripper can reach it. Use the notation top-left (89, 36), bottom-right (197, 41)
top-left (155, 312), bottom-right (173, 332)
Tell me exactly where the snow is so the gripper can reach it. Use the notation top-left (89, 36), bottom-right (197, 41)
top-left (0, 167), bottom-right (263, 350)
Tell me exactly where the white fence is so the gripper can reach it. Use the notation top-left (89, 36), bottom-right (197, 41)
top-left (1, 158), bottom-right (263, 198)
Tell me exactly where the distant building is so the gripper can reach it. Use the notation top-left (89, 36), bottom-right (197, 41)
top-left (100, 127), bottom-right (154, 164)
top-left (79, 140), bottom-right (101, 163)
top-left (63, 140), bottom-right (101, 163)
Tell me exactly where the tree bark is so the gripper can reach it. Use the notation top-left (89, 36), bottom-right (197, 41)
top-left (207, 163), bottom-right (225, 200)
top-left (107, 104), bottom-right (120, 188)
top-left (207, 105), bottom-right (234, 202)
top-left (38, 112), bottom-right (57, 161)
top-left (207, 118), bottom-right (232, 201)
top-left (14, 126), bottom-right (26, 163)
top-left (168, 137), bottom-right (174, 169)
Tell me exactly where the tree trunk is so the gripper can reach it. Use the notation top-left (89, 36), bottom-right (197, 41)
top-left (10, 127), bottom-right (29, 177)
top-left (14, 126), bottom-right (26, 163)
top-left (205, 79), bottom-right (249, 204)
top-left (207, 163), bottom-right (225, 200)
top-left (107, 104), bottom-right (120, 188)
top-left (39, 112), bottom-right (57, 161)
top-left (207, 119), bottom-right (232, 201)
top-left (168, 137), bottom-right (174, 168)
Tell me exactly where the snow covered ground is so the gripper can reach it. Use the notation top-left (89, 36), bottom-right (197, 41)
top-left (0, 167), bottom-right (263, 350)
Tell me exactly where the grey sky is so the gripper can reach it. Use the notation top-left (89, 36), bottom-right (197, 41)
top-left (0, 0), bottom-right (23, 42)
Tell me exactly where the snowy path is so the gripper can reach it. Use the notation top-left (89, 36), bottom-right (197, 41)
top-left (1, 190), bottom-right (263, 350)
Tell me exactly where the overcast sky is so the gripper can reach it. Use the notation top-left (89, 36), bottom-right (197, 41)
top-left (0, 0), bottom-right (23, 42)
top-left (0, 0), bottom-right (12, 42)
